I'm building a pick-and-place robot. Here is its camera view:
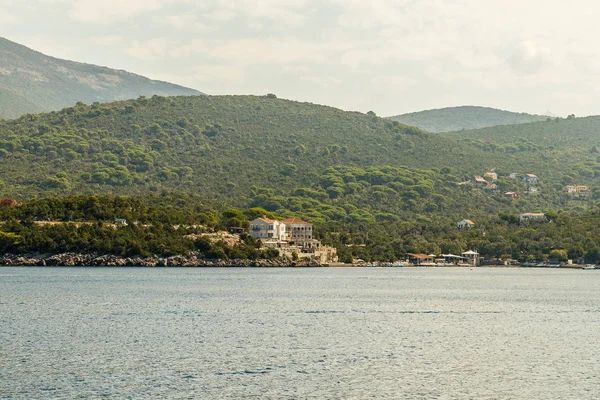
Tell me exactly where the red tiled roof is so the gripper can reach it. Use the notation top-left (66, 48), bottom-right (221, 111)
top-left (259, 218), bottom-right (275, 223)
top-left (283, 217), bottom-right (310, 225)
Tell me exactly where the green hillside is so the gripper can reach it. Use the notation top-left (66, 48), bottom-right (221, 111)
top-left (388, 106), bottom-right (549, 133)
top-left (0, 37), bottom-right (202, 119)
top-left (0, 95), bottom-right (599, 262)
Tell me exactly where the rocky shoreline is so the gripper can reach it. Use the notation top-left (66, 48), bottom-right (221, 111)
top-left (0, 253), bottom-right (322, 267)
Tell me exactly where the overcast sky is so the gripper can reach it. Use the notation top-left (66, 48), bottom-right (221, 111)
top-left (2, 0), bottom-right (599, 117)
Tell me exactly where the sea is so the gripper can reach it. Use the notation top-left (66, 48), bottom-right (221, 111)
top-left (1, 267), bottom-right (599, 399)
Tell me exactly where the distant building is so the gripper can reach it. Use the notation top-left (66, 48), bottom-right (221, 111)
top-left (485, 183), bottom-right (500, 194)
top-left (508, 173), bottom-right (520, 180)
top-left (473, 175), bottom-right (487, 186)
top-left (505, 192), bottom-right (520, 199)
top-left (115, 218), bottom-right (128, 226)
top-left (484, 171), bottom-right (498, 180)
top-left (457, 219), bottom-right (475, 229)
top-left (249, 217), bottom-right (287, 241)
top-left (462, 250), bottom-right (480, 266)
top-left (566, 185), bottom-right (590, 193)
top-left (519, 213), bottom-right (546, 223)
top-left (407, 253), bottom-right (435, 265)
top-left (523, 173), bottom-right (538, 184)
top-left (282, 217), bottom-right (314, 247)
top-left (249, 216), bottom-right (337, 263)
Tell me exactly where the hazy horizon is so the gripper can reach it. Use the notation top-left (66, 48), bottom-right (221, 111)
top-left (2, 1), bottom-right (600, 118)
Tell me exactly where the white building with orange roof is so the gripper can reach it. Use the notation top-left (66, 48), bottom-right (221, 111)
top-left (457, 219), bottom-right (475, 229)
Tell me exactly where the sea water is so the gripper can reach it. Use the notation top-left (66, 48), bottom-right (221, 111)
top-left (1, 267), bottom-right (599, 399)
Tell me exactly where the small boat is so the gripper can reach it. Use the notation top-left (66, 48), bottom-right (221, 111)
top-left (583, 265), bottom-right (596, 270)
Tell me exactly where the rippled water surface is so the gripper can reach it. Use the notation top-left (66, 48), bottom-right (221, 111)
top-left (1, 267), bottom-right (599, 399)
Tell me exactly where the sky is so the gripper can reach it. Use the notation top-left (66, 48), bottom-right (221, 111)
top-left (1, 0), bottom-right (599, 117)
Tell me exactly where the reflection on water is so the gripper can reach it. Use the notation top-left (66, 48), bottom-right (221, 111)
top-left (1, 267), bottom-right (599, 399)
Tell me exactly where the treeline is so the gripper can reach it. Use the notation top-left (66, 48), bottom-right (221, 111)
top-left (2, 194), bottom-right (600, 264)
top-left (320, 210), bottom-right (600, 264)
top-left (0, 195), bottom-right (278, 259)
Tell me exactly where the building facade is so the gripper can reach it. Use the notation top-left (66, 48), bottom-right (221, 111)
top-left (249, 218), bottom-right (287, 241)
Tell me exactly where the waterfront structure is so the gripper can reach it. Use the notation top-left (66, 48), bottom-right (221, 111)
top-left (462, 250), bottom-right (479, 266)
top-left (249, 216), bottom-right (337, 263)
top-left (407, 253), bottom-right (435, 265)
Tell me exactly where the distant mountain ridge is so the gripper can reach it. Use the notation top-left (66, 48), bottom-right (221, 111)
top-left (0, 37), bottom-right (202, 119)
top-left (388, 106), bottom-right (549, 133)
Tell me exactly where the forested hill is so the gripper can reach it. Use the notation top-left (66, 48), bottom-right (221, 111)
top-left (0, 37), bottom-right (202, 119)
top-left (2, 94), bottom-right (600, 231)
top-left (0, 94), bottom-right (496, 196)
top-left (388, 106), bottom-right (548, 133)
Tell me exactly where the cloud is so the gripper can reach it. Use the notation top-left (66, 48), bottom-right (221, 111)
top-left (67, 0), bottom-right (168, 24)
top-left (212, 0), bottom-right (310, 26)
top-left (507, 41), bottom-right (552, 76)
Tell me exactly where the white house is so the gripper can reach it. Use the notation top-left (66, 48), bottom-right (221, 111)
top-left (457, 219), bottom-right (475, 229)
top-left (249, 217), bottom-right (287, 241)
top-left (523, 173), bottom-right (538, 184)
top-left (509, 173), bottom-right (520, 180)
top-left (519, 213), bottom-right (546, 223)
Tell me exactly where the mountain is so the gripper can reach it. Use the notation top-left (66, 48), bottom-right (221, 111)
top-left (0, 37), bottom-right (202, 119)
top-left (388, 106), bottom-right (549, 133)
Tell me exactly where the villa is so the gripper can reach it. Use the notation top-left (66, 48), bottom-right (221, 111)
top-left (249, 216), bottom-right (337, 263)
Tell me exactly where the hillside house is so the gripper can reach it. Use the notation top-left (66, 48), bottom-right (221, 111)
top-left (484, 171), bottom-right (498, 180)
top-left (457, 219), bottom-right (475, 229)
top-left (519, 213), bottom-right (546, 223)
top-left (566, 185), bottom-right (590, 193)
top-left (115, 218), bottom-right (128, 226)
top-left (509, 173), bottom-right (520, 180)
top-left (523, 174), bottom-right (538, 184)
top-left (249, 217), bottom-right (287, 241)
top-left (485, 183), bottom-right (500, 194)
top-left (473, 175), bottom-right (487, 186)
top-left (505, 192), bottom-right (520, 199)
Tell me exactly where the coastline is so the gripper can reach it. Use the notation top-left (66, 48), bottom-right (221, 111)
top-left (0, 253), bottom-right (321, 267)
top-left (0, 253), bottom-right (596, 269)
